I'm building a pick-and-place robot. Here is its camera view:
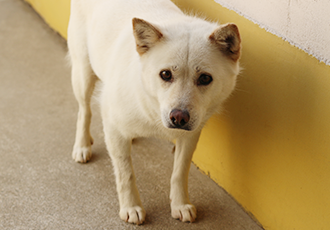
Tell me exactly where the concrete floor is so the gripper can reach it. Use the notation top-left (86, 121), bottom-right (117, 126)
top-left (0, 0), bottom-right (264, 229)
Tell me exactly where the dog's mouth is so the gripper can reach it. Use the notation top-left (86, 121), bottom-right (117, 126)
top-left (168, 124), bottom-right (192, 131)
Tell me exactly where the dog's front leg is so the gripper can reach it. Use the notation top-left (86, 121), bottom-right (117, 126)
top-left (170, 131), bottom-right (201, 223)
top-left (103, 127), bottom-right (145, 225)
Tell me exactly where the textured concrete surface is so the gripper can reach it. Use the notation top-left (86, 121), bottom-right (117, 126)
top-left (215, 0), bottom-right (330, 65)
top-left (0, 0), bottom-right (263, 229)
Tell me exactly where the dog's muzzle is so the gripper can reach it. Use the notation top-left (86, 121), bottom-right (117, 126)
top-left (169, 109), bottom-right (190, 130)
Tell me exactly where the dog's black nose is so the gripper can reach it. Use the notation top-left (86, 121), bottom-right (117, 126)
top-left (170, 109), bottom-right (190, 128)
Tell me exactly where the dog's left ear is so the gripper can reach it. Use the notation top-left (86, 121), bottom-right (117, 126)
top-left (209, 23), bottom-right (241, 62)
top-left (132, 18), bottom-right (163, 55)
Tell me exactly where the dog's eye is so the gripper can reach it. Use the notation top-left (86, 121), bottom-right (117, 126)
top-left (160, 70), bottom-right (172, 82)
top-left (197, 74), bottom-right (213, 86)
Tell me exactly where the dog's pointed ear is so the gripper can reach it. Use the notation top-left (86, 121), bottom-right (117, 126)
top-left (209, 23), bottom-right (241, 62)
top-left (132, 18), bottom-right (163, 55)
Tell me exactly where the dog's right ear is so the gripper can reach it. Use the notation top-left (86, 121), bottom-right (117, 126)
top-left (132, 18), bottom-right (163, 55)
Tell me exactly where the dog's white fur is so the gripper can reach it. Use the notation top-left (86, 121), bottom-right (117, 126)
top-left (68, 0), bottom-right (241, 225)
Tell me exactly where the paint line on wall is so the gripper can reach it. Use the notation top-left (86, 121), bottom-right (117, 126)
top-left (214, 0), bottom-right (330, 66)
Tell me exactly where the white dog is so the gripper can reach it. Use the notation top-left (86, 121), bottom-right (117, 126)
top-left (68, 0), bottom-right (241, 225)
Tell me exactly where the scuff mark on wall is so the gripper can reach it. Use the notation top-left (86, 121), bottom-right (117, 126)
top-left (286, 0), bottom-right (291, 37)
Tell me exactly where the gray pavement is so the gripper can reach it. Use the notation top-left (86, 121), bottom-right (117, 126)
top-left (0, 0), bottom-right (263, 229)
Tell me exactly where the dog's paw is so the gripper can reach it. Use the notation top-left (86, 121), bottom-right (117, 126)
top-left (120, 206), bottom-right (146, 225)
top-left (72, 146), bottom-right (92, 163)
top-left (171, 204), bottom-right (196, 223)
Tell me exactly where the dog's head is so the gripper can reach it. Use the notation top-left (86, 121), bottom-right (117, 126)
top-left (132, 17), bottom-right (241, 132)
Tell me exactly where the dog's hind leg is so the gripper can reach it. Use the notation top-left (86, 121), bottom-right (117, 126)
top-left (70, 61), bottom-right (97, 163)
top-left (68, 17), bottom-right (97, 163)
top-left (170, 131), bottom-right (201, 223)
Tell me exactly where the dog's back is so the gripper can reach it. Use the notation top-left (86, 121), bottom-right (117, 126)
top-left (69, 0), bottom-right (191, 81)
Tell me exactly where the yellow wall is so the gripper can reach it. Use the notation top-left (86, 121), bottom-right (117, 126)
top-left (25, 0), bottom-right (70, 38)
top-left (25, 0), bottom-right (330, 229)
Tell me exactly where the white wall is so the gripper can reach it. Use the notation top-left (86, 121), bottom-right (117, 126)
top-left (215, 0), bottom-right (330, 65)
